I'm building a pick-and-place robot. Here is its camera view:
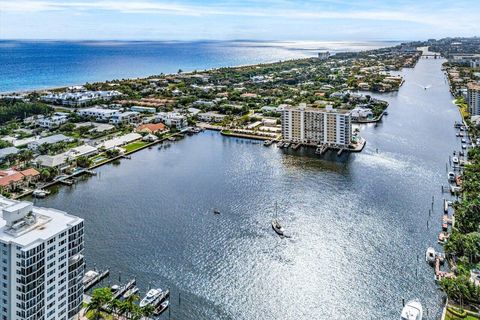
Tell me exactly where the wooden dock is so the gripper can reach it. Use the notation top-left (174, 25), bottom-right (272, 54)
top-left (84, 269), bottom-right (110, 292)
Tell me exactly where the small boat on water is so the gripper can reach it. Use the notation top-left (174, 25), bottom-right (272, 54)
top-left (213, 208), bottom-right (220, 214)
top-left (425, 247), bottom-right (436, 264)
top-left (33, 189), bottom-right (49, 198)
top-left (271, 219), bottom-right (284, 236)
top-left (384, 111), bottom-right (389, 115)
top-left (155, 300), bottom-right (169, 315)
top-left (401, 299), bottom-right (423, 320)
top-left (448, 172), bottom-right (455, 182)
top-left (111, 284), bottom-right (120, 293)
top-left (271, 202), bottom-right (285, 236)
top-left (452, 157), bottom-right (459, 164)
top-left (264, 140), bottom-right (273, 146)
top-left (140, 288), bottom-right (166, 307)
top-left (123, 286), bottom-right (139, 299)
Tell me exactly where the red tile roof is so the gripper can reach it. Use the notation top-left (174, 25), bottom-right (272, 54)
top-left (136, 123), bottom-right (166, 133)
top-left (0, 168), bottom-right (40, 187)
top-left (20, 168), bottom-right (40, 177)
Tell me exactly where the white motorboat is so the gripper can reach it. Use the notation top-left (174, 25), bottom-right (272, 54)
top-left (139, 288), bottom-right (168, 307)
top-left (448, 172), bottom-right (455, 182)
top-left (140, 289), bottom-right (163, 307)
top-left (123, 286), bottom-right (139, 299)
top-left (401, 299), bottom-right (423, 320)
top-left (425, 247), bottom-right (436, 264)
top-left (32, 189), bottom-right (48, 198)
top-left (452, 157), bottom-right (459, 164)
top-left (155, 300), bottom-right (169, 315)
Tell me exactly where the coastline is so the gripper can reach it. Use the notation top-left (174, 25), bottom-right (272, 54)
top-left (0, 40), bottom-right (399, 94)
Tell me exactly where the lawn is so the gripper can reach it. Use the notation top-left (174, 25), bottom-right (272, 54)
top-left (455, 97), bottom-right (470, 119)
top-left (445, 307), bottom-right (480, 320)
top-left (123, 140), bottom-right (148, 153)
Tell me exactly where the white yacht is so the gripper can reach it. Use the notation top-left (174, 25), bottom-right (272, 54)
top-left (401, 300), bottom-right (423, 320)
top-left (452, 156), bottom-right (459, 164)
top-left (140, 288), bottom-right (163, 307)
top-left (139, 288), bottom-right (169, 307)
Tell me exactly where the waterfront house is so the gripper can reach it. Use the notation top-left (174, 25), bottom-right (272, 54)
top-left (136, 123), bottom-right (167, 134)
top-left (35, 154), bottom-right (70, 172)
top-left (66, 145), bottom-right (98, 159)
top-left (0, 168), bottom-right (40, 193)
top-left (99, 133), bottom-right (142, 150)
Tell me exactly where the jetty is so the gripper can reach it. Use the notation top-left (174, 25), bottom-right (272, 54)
top-left (84, 269), bottom-right (110, 291)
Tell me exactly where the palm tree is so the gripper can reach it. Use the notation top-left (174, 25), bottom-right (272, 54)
top-left (87, 287), bottom-right (113, 320)
top-left (120, 294), bottom-right (139, 318)
top-left (108, 298), bottom-right (122, 316)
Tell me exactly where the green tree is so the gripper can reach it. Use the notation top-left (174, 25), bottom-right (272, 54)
top-left (76, 156), bottom-right (92, 168)
top-left (87, 287), bottom-right (113, 320)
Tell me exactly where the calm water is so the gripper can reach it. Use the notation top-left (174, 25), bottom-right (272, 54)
top-left (31, 57), bottom-right (459, 319)
top-left (0, 40), bottom-right (397, 93)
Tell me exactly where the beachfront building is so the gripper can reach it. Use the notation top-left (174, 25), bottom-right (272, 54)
top-left (42, 90), bottom-right (121, 106)
top-left (0, 197), bottom-right (84, 320)
top-left (281, 104), bottom-right (352, 147)
top-left (77, 107), bottom-right (120, 122)
top-left (467, 82), bottom-right (480, 116)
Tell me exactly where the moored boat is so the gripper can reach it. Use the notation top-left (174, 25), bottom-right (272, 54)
top-left (123, 286), bottom-right (139, 299)
top-left (33, 189), bottom-right (49, 198)
top-left (425, 247), bottom-right (436, 264)
top-left (401, 299), bottom-right (423, 320)
top-left (155, 300), bottom-right (169, 315)
top-left (140, 288), bottom-right (170, 307)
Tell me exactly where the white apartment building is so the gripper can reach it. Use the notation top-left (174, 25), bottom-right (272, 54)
top-left (156, 112), bottom-right (188, 130)
top-left (109, 111), bottom-right (140, 125)
top-left (77, 107), bottom-right (120, 122)
top-left (467, 82), bottom-right (480, 116)
top-left (42, 91), bottom-right (121, 106)
top-left (0, 197), bottom-right (84, 320)
top-left (281, 104), bottom-right (352, 147)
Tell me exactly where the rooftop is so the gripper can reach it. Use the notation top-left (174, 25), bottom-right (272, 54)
top-left (467, 82), bottom-right (480, 91)
top-left (0, 196), bottom-right (82, 249)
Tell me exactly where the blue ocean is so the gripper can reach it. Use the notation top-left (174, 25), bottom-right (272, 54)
top-left (0, 40), bottom-right (398, 93)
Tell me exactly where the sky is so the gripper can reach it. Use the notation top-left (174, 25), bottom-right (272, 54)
top-left (0, 0), bottom-right (479, 41)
